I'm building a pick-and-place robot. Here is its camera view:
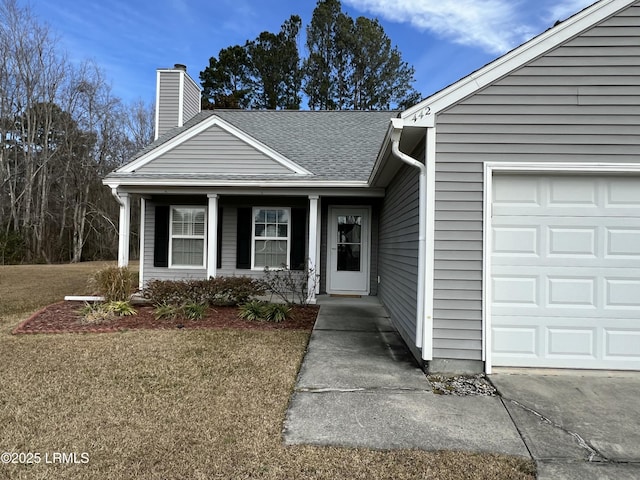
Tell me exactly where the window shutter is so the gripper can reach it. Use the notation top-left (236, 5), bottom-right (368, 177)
top-left (290, 207), bottom-right (307, 271)
top-left (154, 205), bottom-right (170, 267)
top-left (217, 206), bottom-right (223, 269)
top-left (236, 207), bottom-right (251, 269)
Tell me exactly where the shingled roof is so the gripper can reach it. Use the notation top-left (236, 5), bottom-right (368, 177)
top-left (107, 109), bottom-right (399, 184)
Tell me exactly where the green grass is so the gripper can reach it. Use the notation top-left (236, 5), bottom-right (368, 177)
top-left (0, 263), bottom-right (535, 480)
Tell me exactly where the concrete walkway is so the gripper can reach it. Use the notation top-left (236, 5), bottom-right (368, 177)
top-left (283, 297), bottom-right (528, 456)
top-left (283, 297), bottom-right (640, 480)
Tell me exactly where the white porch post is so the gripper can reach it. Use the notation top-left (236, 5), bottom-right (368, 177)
top-left (117, 192), bottom-right (130, 267)
top-left (307, 195), bottom-right (319, 304)
top-left (207, 193), bottom-right (219, 278)
top-left (138, 197), bottom-right (146, 289)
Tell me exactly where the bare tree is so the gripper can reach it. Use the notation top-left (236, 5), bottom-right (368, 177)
top-left (0, 0), bottom-right (153, 264)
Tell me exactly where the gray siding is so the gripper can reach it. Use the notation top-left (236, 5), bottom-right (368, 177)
top-left (157, 71), bottom-right (181, 139)
top-left (183, 76), bottom-right (200, 124)
top-left (433, 4), bottom-right (640, 361)
top-left (378, 162), bottom-right (420, 351)
top-left (137, 124), bottom-right (294, 175)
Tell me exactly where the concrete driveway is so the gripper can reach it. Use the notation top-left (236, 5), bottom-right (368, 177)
top-left (491, 371), bottom-right (640, 480)
top-left (284, 297), bottom-right (640, 479)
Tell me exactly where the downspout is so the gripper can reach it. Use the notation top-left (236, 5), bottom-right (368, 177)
top-left (390, 118), bottom-right (427, 350)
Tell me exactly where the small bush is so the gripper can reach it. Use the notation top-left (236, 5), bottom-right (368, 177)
top-left (104, 300), bottom-right (137, 316)
top-left (182, 302), bottom-right (207, 320)
top-left (78, 302), bottom-right (113, 324)
top-left (238, 301), bottom-right (291, 323)
top-left (154, 302), bottom-right (181, 320)
top-left (262, 263), bottom-right (317, 306)
top-left (144, 276), bottom-right (265, 307)
top-left (78, 300), bottom-right (136, 324)
top-left (91, 266), bottom-right (136, 302)
top-left (263, 303), bottom-right (291, 323)
top-left (238, 300), bottom-right (267, 321)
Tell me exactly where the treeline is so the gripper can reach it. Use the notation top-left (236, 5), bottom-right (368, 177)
top-left (0, 0), bottom-right (154, 264)
top-left (200, 0), bottom-right (422, 111)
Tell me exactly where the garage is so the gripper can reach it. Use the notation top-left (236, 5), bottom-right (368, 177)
top-left (490, 173), bottom-right (640, 370)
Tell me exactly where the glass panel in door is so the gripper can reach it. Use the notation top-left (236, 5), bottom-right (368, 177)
top-left (336, 215), bottom-right (362, 271)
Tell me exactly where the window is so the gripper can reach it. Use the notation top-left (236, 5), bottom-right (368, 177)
top-left (252, 207), bottom-right (290, 269)
top-left (170, 206), bottom-right (206, 267)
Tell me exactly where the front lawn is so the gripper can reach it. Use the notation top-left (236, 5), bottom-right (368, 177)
top-left (0, 263), bottom-right (535, 479)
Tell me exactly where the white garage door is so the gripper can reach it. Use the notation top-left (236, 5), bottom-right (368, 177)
top-left (491, 174), bottom-right (640, 370)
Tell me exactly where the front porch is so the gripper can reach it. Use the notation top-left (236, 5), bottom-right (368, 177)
top-left (113, 190), bottom-right (382, 304)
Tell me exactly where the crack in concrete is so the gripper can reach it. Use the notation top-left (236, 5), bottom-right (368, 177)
top-left (507, 398), bottom-right (607, 463)
top-left (296, 386), bottom-right (429, 394)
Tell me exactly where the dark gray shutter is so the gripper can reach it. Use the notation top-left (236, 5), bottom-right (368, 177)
top-left (217, 206), bottom-right (223, 269)
top-left (290, 208), bottom-right (307, 270)
top-left (236, 207), bottom-right (251, 269)
top-left (154, 205), bottom-right (170, 267)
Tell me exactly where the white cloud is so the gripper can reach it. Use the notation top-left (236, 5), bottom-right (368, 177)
top-left (544, 0), bottom-right (596, 23)
top-left (343, 0), bottom-right (594, 54)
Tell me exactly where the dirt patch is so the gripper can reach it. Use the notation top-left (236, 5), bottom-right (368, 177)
top-left (12, 301), bottom-right (318, 334)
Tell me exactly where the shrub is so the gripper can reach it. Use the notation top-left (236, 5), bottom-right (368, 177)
top-left (78, 302), bottom-right (113, 324)
top-left (238, 300), bottom-right (267, 321)
top-left (182, 301), bottom-right (207, 320)
top-left (104, 300), bottom-right (137, 316)
top-left (238, 301), bottom-right (291, 323)
top-left (153, 302), bottom-right (181, 320)
top-left (78, 300), bottom-right (136, 323)
top-left (263, 303), bottom-right (291, 323)
top-left (262, 263), bottom-right (317, 306)
top-left (144, 276), bottom-right (265, 307)
top-left (91, 266), bottom-right (136, 302)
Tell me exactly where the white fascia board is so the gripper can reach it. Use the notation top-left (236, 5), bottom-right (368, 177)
top-left (485, 161), bottom-right (640, 174)
top-left (102, 177), bottom-right (374, 189)
top-left (154, 72), bottom-right (161, 141)
top-left (402, 0), bottom-right (633, 126)
top-left (368, 122), bottom-right (396, 186)
top-left (117, 114), bottom-right (312, 176)
top-left (178, 73), bottom-right (185, 127)
top-left (103, 185), bottom-right (385, 198)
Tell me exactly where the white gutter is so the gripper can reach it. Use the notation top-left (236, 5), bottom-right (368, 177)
top-left (390, 118), bottom-right (427, 350)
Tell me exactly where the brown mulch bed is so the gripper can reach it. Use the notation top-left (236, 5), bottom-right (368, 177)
top-left (12, 301), bottom-right (319, 334)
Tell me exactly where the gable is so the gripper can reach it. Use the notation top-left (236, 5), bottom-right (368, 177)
top-left (119, 115), bottom-right (310, 176)
top-left (402, 0), bottom-right (639, 127)
top-left (135, 124), bottom-right (296, 175)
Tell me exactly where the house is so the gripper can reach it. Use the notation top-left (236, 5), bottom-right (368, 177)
top-left (104, 0), bottom-right (640, 374)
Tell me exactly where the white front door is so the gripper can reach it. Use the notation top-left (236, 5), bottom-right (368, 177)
top-left (328, 207), bottom-right (370, 295)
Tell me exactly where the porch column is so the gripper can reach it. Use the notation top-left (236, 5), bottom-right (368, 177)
top-left (117, 192), bottom-right (130, 267)
top-left (307, 195), bottom-right (319, 304)
top-left (138, 197), bottom-right (146, 289)
top-left (207, 193), bottom-right (219, 278)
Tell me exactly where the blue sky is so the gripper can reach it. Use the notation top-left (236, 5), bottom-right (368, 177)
top-left (28, 0), bottom-right (596, 106)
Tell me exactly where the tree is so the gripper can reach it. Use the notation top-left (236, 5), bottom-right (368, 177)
top-left (200, 45), bottom-right (253, 109)
top-left (303, 0), bottom-right (420, 110)
top-left (350, 17), bottom-right (421, 110)
top-left (302, 0), bottom-right (344, 110)
top-left (201, 16), bottom-right (303, 110)
top-left (0, 0), bottom-right (150, 264)
top-left (247, 15), bottom-right (302, 110)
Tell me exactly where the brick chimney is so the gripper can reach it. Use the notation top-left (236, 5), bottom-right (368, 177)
top-left (154, 63), bottom-right (201, 140)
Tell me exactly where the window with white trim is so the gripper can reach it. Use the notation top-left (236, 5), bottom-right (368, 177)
top-left (170, 206), bottom-right (206, 267)
top-left (252, 207), bottom-right (290, 269)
